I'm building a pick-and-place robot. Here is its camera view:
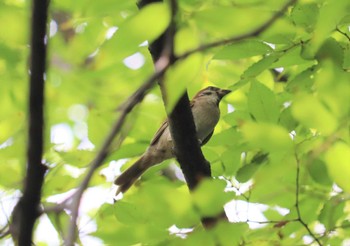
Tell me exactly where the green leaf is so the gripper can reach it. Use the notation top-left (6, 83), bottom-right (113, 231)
top-left (343, 43), bottom-right (350, 69)
top-left (114, 201), bottom-right (147, 225)
top-left (193, 6), bottom-right (271, 38)
top-left (248, 82), bottom-right (279, 123)
top-left (307, 159), bottom-right (333, 186)
top-left (221, 149), bottom-right (241, 176)
top-left (324, 142), bottom-right (350, 193)
top-left (175, 27), bottom-right (200, 55)
top-left (302, 0), bottom-right (350, 58)
top-left (56, 150), bottom-right (96, 168)
top-left (184, 229), bottom-right (216, 246)
top-left (272, 46), bottom-right (313, 68)
top-left (291, 94), bottom-right (337, 135)
top-left (42, 164), bottom-right (81, 197)
top-left (110, 142), bottom-right (148, 160)
top-left (236, 163), bottom-right (260, 183)
top-left (192, 179), bottom-right (232, 217)
top-left (99, 2), bottom-right (170, 66)
top-left (208, 128), bottom-right (242, 147)
top-left (0, 152), bottom-right (21, 188)
top-left (46, 208), bottom-right (70, 243)
top-left (120, 178), bottom-right (198, 228)
top-left (291, 3), bottom-right (319, 31)
top-left (241, 54), bottom-right (280, 80)
top-left (286, 66), bottom-right (316, 93)
top-left (164, 54), bottom-right (203, 113)
top-left (319, 198), bottom-right (345, 230)
top-left (214, 40), bottom-right (273, 60)
top-left (241, 122), bottom-right (293, 152)
top-left (279, 106), bottom-right (298, 131)
top-left (316, 38), bottom-right (344, 67)
top-left (212, 222), bottom-right (248, 246)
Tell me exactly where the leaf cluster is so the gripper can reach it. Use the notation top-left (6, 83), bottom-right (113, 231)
top-left (1, 0), bottom-right (350, 245)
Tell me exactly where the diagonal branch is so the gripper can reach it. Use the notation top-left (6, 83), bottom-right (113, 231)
top-left (64, 56), bottom-right (170, 245)
top-left (61, 0), bottom-right (298, 242)
top-left (10, 0), bottom-right (49, 244)
top-left (178, 0), bottom-right (297, 60)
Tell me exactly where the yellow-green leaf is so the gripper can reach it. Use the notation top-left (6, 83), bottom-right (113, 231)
top-left (324, 142), bottom-right (350, 193)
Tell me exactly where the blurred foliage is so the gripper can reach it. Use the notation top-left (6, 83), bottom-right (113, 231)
top-left (1, 0), bottom-right (350, 245)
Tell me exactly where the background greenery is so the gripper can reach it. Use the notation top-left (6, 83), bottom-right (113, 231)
top-left (1, 0), bottom-right (349, 245)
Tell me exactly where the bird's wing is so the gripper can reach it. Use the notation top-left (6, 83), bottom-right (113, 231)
top-left (151, 100), bottom-right (195, 146)
top-left (201, 130), bottom-right (214, 146)
top-left (150, 120), bottom-right (169, 146)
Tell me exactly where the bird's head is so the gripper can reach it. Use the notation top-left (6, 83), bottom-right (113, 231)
top-left (193, 86), bottom-right (231, 105)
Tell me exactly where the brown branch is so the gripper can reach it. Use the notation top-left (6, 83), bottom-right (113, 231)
top-left (10, 0), bottom-right (49, 244)
top-left (158, 0), bottom-right (212, 190)
top-left (177, 0), bottom-right (297, 60)
top-left (138, 0), bottom-right (224, 228)
top-left (61, 0), bottom-right (299, 242)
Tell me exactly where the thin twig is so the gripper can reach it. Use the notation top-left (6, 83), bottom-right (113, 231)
top-left (177, 0), bottom-right (297, 60)
top-left (62, 0), bottom-right (298, 242)
top-left (247, 218), bottom-right (299, 225)
top-left (294, 152), bottom-right (322, 246)
top-left (336, 27), bottom-right (350, 42)
top-left (64, 46), bottom-right (171, 246)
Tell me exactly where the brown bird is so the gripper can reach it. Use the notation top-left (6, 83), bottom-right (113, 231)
top-left (115, 86), bottom-right (231, 194)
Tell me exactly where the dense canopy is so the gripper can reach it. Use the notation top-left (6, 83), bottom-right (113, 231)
top-left (0, 0), bottom-right (349, 245)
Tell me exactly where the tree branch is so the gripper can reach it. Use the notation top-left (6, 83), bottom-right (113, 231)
top-left (64, 57), bottom-right (170, 245)
top-left (138, 0), bottom-right (223, 228)
top-left (177, 0), bottom-right (297, 60)
top-left (61, 0), bottom-right (298, 242)
top-left (10, 0), bottom-right (49, 244)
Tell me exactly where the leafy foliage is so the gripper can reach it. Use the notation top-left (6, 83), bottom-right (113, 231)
top-left (1, 0), bottom-right (350, 245)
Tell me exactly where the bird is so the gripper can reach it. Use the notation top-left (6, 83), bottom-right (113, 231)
top-left (114, 86), bottom-right (231, 194)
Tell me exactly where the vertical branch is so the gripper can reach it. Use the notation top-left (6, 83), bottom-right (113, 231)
top-left (11, 0), bottom-right (49, 244)
top-left (138, 0), bottom-right (211, 190)
top-left (138, 0), bottom-right (222, 228)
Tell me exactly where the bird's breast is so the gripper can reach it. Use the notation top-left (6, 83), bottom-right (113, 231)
top-left (192, 102), bottom-right (220, 141)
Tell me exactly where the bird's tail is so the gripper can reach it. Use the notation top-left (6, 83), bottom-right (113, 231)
top-left (114, 156), bottom-right (147, 195)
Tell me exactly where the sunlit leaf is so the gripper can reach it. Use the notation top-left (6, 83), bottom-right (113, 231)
top-left (319, 198), bottom-right (345, 230)
top-left (324, 142), bottom-right (350, 193)
top-left (291, 94), bottom-right (337, 135)
top-left (214, 40), bottom-right (273, 60)
top-left (212, 222), bottom-right (248, 246)
top-left (290, 3), bottom-right (318, 31)
top-left (248, 82), bottom-right (279, 123)
top-left (193, 6), bottom-right (271, 38)
top-left (164, 54), bottom-right (203, 113)
top-left (241, 122), bottom-right (293, 152)
top-left (302, 0), bottom-right (350, 58)
top-left (307, 159), bottom-right (332, 186)
top-left (98, 2), bottom-right (171, 66)
top-left (192, 179), bottom-right (232, 217)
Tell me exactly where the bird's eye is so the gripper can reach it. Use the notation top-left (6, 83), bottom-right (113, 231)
top-left (203, 91), bottom-right (212, 96)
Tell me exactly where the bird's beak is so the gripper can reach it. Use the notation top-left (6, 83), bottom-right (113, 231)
top-left (218, 89), bottom-right (231, 98)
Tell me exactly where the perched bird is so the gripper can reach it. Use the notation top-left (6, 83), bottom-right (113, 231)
top-left (115, 86), bottom-right (231, 194)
